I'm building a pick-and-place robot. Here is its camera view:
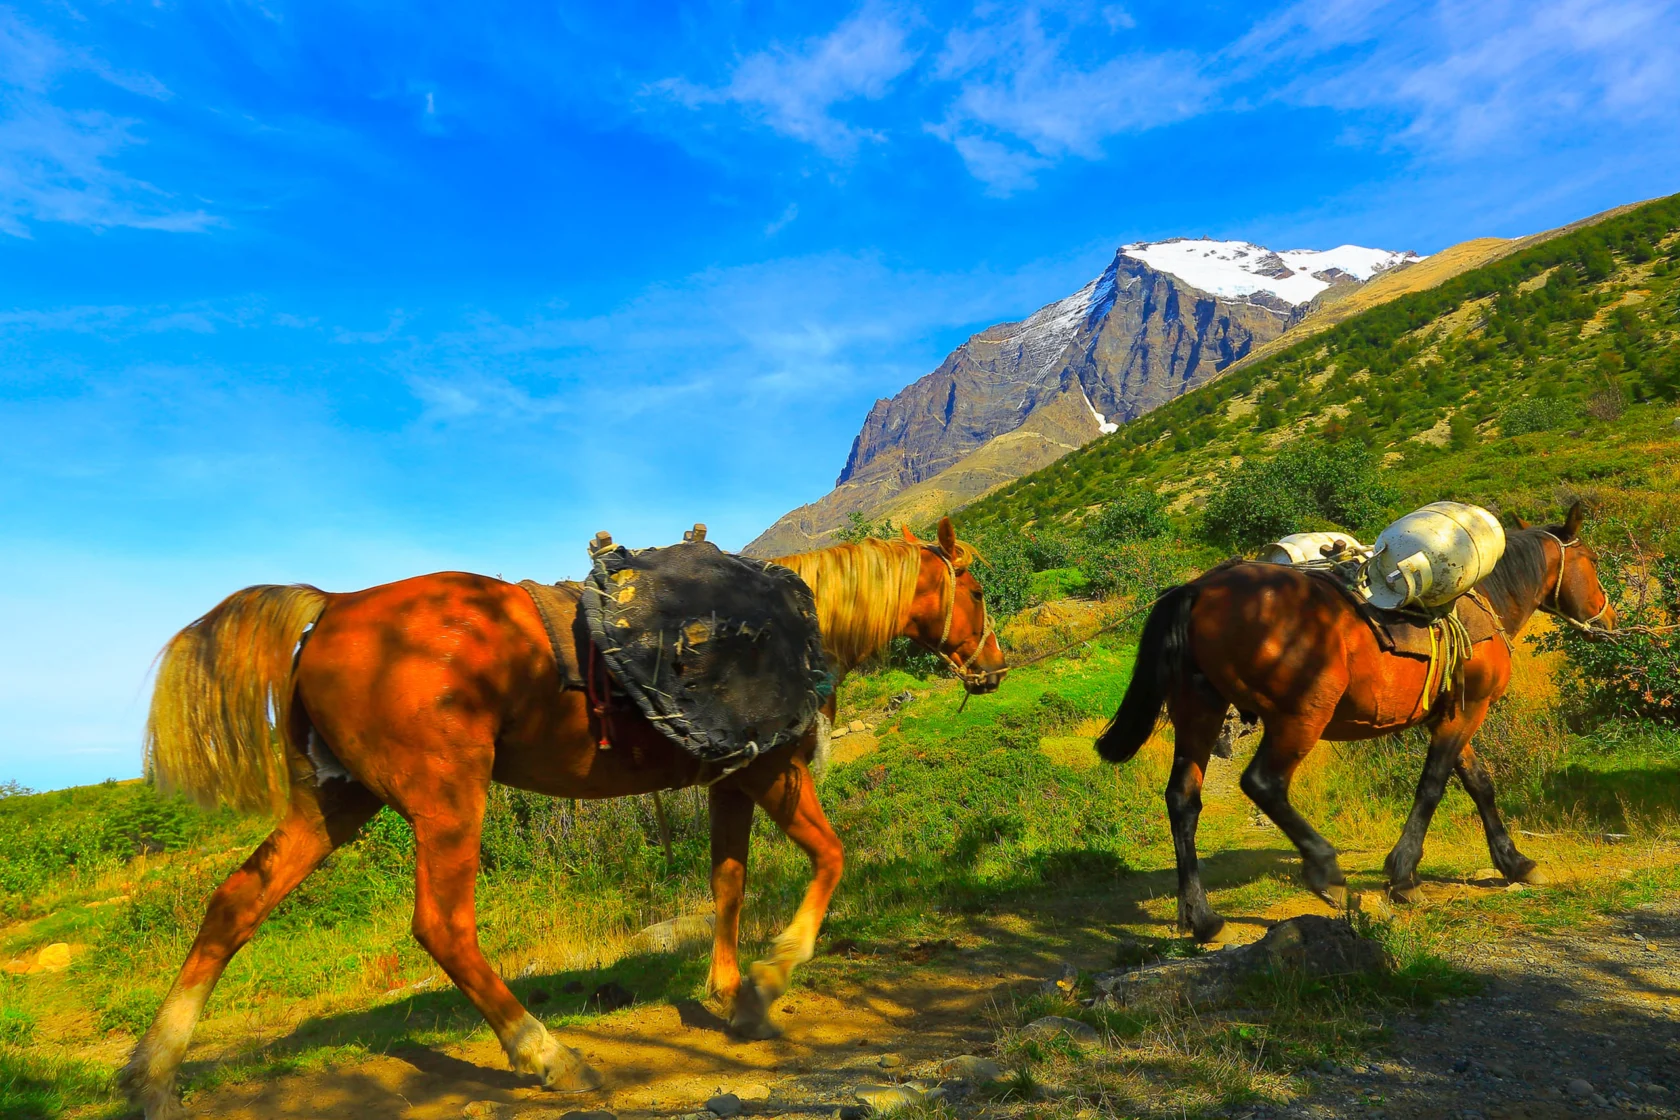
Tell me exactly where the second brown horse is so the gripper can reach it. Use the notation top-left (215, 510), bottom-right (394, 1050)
top-left (1096, 503), bottom-right (1613, 941)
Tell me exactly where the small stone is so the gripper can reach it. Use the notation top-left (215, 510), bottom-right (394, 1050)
top-left (1568, 1078), bottom-right (1595, 1099)
top-left (937, 1055), bottom-right (1001, 1083)
top-left (1643, 941), bottom-right (1658, 953)
top-left (463, 1103), bottom-right (498, 1119)
top-left (832, 726), bottom-right (850, 739)
top-left (559, 1112), bottom-right (616, 1120)
top-left (1490, 1064), bottom-right (1512, 1079)
top-left (877, 1054), bottom-right (902, 1069)
top-left (848, 720), bottom-right (866, 733)
top-left (27, 943), bottom-right (71, 974)
top-left (1589, 1093), bottom-right (1609, 1108)
top-left (1022, 1015), bottom-right (1099, 1044)
top-left (732, 1084), bottom-right (770, 1103)
top-left (1453, 1059), bottom-right (1471, 1073)
top-left (853, 1084), bottom-right (944, 1115)
top-left (1542, 1087), bottom-right (1565, 1099)
top-left (1645, 1084), bottom-right (1669, 1096)
top-left (1471, 868), bottom-right (1501, 881)
top-left (706, 1094), bottom-right (743, 1117)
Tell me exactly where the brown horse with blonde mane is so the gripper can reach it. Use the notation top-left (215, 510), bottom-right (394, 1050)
top-left (123, 517), bottom-right (1005, 1120)
top-left (1095, 502), bottom-right (1613, 942)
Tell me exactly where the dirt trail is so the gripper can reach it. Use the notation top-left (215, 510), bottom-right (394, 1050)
top-left (174, 753), bottom-right (1680, 1120)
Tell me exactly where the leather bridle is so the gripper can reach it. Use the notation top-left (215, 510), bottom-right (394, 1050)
top-left (929, 546), bottom-right (1005, 689)
top-left (1537, 531), bottom-right (1612, 633)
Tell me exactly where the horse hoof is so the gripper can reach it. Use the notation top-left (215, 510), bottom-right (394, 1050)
top-left (728, 977), bottom-right (779, 1040)
top-left (1388, 883), bottom-right (1422, 905)
top-left (544, 1058), bottom-right (604, 1094)
top-left (1515, 863), bottom-right (1550, 886)
top-left (1317, 884), bottom-right (1349, 910)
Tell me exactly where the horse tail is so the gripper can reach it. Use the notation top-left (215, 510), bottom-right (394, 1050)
top-left (145, 584), bottom-right (328, 817)
top-left (1095, 583), bottom-right (1198, 764)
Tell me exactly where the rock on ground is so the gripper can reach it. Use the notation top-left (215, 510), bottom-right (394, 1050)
top-left (629, 914), bottom-right (715, 955)
top-left (1095, 915), bottom-right (1387, 1009)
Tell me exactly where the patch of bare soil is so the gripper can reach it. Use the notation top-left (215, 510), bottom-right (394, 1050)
top-left (1286, 901), bottom-right (1680, 1120)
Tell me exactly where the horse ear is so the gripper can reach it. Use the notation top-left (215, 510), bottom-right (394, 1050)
top-left (900, 524), bottom-right (919, 544)
top-left (1563, 500), bottom-right (1585, 541)
top-left (1513, 515), bottom-right (1531, 530)
top-left (937, 517), bottom-right (958, 557)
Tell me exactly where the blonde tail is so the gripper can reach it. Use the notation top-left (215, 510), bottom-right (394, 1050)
top-left (145, 584), bottom-right (328, 816)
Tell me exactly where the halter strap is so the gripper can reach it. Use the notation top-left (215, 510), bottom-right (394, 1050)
top-left (928, 546), bottom-right (1001, 687)
top-left (1536, 531), bottom-right (1611, 631)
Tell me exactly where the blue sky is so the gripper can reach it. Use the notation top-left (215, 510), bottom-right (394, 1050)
top-left (3, 0), bottom-right (1679, 791)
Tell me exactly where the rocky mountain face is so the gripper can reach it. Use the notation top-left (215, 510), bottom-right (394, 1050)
top-left (745, 239), bottom-right (1419, 557)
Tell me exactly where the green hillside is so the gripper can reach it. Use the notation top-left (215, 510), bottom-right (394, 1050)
top-left (961, 192), bottom-right (1680, 552)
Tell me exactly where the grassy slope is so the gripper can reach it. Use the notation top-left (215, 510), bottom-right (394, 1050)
top-left (960, 193), bottom-right (1680, 550)
top-left (4, 637), bottom-right (1678, 1117)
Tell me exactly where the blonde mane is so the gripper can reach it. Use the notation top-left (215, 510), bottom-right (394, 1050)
top-left (774, 536), bottom-right (981, 675)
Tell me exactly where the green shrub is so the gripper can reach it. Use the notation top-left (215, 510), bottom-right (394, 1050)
top-left (1081, 536), bottom-right (1200, 602)
top-left (1499, 396), bottom-right (1573, 435)
top-left (1088, 485), bottom-right (1170, 544)
top-left (1201, 440), bottom-right (1395, 548)
top-left (1022, 530), bottom-right (1075, 572)
top-left (1539, 552), bottom-right (1679, 726)
top-left (968, 529), bottom-right (1033, 621)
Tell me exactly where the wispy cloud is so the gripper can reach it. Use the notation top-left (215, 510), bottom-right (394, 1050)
top-left (932, 6), bottom-right (1211, 192)
top-left (656, 0), bottom-right (1680, 192)
top-left (651, 6), bottom-right (918, 157)
top-left (1238, 0), bottom-right (1680, 154)
top-left (0, 10), bottom-right (216, 237)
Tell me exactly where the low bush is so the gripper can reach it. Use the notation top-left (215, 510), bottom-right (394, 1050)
top-left (1200, 440), bottom-right (1395, 549)
top-left (1088, 485), bottom-right (1171, 544)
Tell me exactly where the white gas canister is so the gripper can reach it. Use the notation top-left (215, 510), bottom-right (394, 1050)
top-left (1364, 502), bottom-right (1505, 611)
top-left (1264, 532), bottom-right (1365, 566)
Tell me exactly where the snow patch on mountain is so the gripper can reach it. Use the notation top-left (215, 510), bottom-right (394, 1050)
top-left (1121, 239), bottom-right (1422, 306)
top-left (1082, 387), bottom-right (1118, 434)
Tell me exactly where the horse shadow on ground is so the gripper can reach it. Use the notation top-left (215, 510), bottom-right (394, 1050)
top-left (174, 843), bottom-right (1304, 1096)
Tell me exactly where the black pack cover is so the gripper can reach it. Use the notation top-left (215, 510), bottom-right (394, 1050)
top-left (581, 540), bottom-right (833, 767)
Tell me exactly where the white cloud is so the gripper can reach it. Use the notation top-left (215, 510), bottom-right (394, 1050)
top-left (657, 0), bottom-right (1680, 192)
top-left (653, 6), bottom-right (917, 157)
top-left (0, 10), bottom-right (215, 236)
top-left (765, 201), bottom-right (799, 236)
top-left (1229, 0), bottom-right (1680, 154)
top-left (931, 7), bottom-right (1212, 191)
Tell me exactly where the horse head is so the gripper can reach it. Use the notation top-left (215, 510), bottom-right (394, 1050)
top-left (1534, 501), bottom-right (1616, 633)
top-left (901, 517), bottom-right (1008, 693)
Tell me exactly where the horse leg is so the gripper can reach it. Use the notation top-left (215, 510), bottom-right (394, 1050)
top-left (121, 774), bottom-right (381, 1120)
top-left (1240, 718), bottom-right (1347, 907)
top-left (1164, 693), bottom-right (1226, 942)
top-left (1384, 700), bottom-right (1489, 899)
top-left (727, 754), bottom-right (842, 1040)
top-left (1455, 742), bottom-right (1546, 885)
top-left (706, 784), bottom-right (754, 1004)
top-left (405, 789), bottom-right (603, 1092)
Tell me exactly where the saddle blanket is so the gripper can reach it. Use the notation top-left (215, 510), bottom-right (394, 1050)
top-left (522, 539), bottom-right (833, 768)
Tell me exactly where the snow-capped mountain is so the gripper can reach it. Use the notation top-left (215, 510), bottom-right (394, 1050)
top-left (745, 236), bottom-right (1421, 557)
top-left (1122, 239), bottom-right (1422, 306)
